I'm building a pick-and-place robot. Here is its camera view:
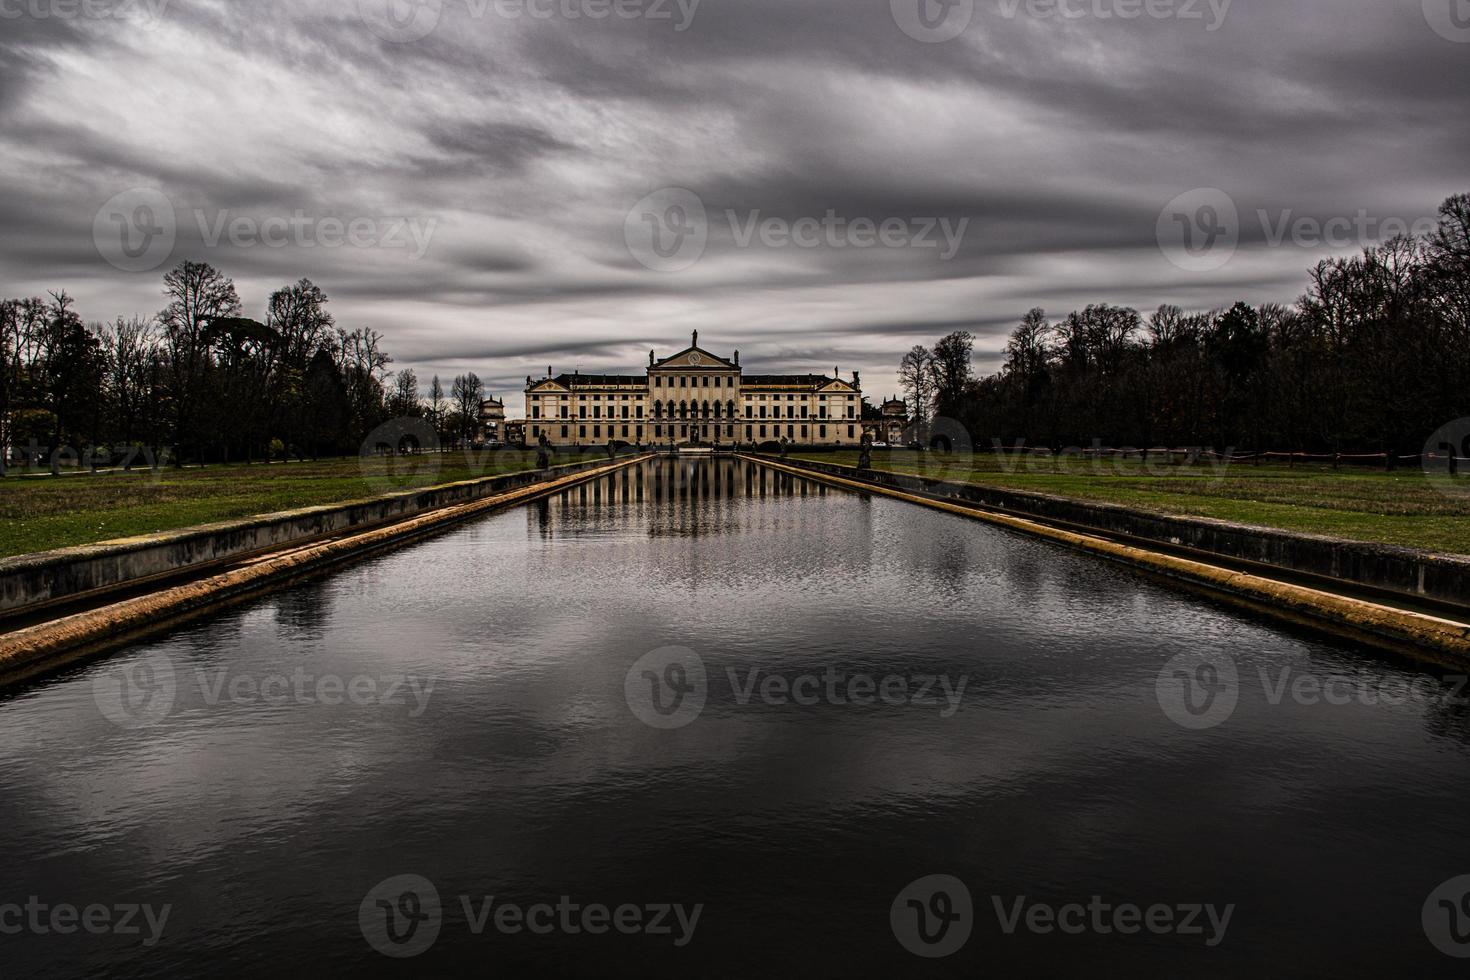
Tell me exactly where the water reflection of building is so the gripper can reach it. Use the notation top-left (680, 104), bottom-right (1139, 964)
top-left (524, 333), bottom-right (864, 447)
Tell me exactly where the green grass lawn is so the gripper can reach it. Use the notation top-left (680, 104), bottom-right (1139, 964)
top-left (0, 450), bottom-right (599, 559)
top-left (789, 450), bottom-right (1470, 556)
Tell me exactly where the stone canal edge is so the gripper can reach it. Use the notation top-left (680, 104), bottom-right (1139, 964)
top-left (0, 455), bottom-right (651, 688)
top-left (744, 455), bottom-right (1470, 666)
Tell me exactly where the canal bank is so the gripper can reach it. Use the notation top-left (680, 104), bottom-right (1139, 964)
top-left (0, 455), bottom-right (650, 686)
top-left (744, 454), bottom-right (1470, 664)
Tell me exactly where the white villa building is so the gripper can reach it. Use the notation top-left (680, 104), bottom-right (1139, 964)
top-left (524, 333), bottom-right (864, 447)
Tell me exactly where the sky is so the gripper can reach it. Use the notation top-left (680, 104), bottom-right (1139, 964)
top-left (2, 0), bottom-right (1466, 415)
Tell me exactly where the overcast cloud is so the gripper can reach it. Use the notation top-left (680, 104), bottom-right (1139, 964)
top-left (1, 0), bottom-right (1466, 412)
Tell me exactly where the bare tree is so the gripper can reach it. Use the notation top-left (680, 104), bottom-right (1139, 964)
top-left (450, 372), bottom-right (484, 447)
top-left (390, 369), bottom-right (421, 419)
top-left (898, 345), bottom-right (935, 432)
top-left (159, 260), bottom-right (241, 463)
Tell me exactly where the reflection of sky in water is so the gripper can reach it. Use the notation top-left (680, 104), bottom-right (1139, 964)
top-left (1, 459), bottom-right (1467, 977)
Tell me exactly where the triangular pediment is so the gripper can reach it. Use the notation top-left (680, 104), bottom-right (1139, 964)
top-left (654, 347), bottom-right (737, 370)
top-left (528, 379), bottom-right (569, 392)
top-left (820, 379), bottom-right (855, 392)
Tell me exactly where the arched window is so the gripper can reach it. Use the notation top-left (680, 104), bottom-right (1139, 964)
top-left (653, 400), bottom-right (662, 420)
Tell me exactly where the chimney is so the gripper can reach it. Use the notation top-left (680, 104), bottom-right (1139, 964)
top-left (734, 350), bottom-right (740, 367)
top-left (852, 371), bottom-right (861, 387)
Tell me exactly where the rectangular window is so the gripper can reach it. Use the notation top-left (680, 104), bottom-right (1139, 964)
top-left (636, 405), bottom-right (644, 418)
top-left (820, 425), bottom-right (827, 438)
top-left (593, 425), bottom-right (600, 438)
top-left (745, 406), bottom-right (752, 419)
top-left (759, 425), bottom-right (767, 438)
top-left (801, 425), bottom-right (808, 438)
top-left (531, 407), bottom-right (541, 419)
top-left (561, 426), bottom-right (569, 438)
top-left (578, 425), bottom-right (586, 438)
top-left (622, 425), bottom-right (629, 437)
top-left (848, 425), bottom-right (855, 438)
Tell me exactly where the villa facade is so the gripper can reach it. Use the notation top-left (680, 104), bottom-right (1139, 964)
top-left (524, 334), bottom-right (864, 447)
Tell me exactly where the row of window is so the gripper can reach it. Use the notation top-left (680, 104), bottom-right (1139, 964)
top-left (527, 424), bottom-right (860, 441)
top-left (651, 375), bottom-right (736, 389)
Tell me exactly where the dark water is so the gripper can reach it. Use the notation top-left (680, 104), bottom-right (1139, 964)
top-left (2, 458), bottom-right (1469, 977)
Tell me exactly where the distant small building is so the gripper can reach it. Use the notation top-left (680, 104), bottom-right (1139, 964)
top-left (479, 396), bottom-right (506, 443)
top-left (504, 419), bottom-right (527, 446)
top-left (862, 397), bottom-right (909, 445)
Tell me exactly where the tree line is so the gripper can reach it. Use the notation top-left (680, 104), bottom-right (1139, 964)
top-left (0, 261), bottom-right (491, 474)
top-left (900, 191), bottom-right (1470, 459)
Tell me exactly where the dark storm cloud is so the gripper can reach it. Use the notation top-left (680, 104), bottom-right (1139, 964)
top-left (0, 0), bottom-right (1466, 403)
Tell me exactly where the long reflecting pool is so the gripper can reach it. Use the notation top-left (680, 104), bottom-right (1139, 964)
top-left (2, 457), bottom-right (1469, 976)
